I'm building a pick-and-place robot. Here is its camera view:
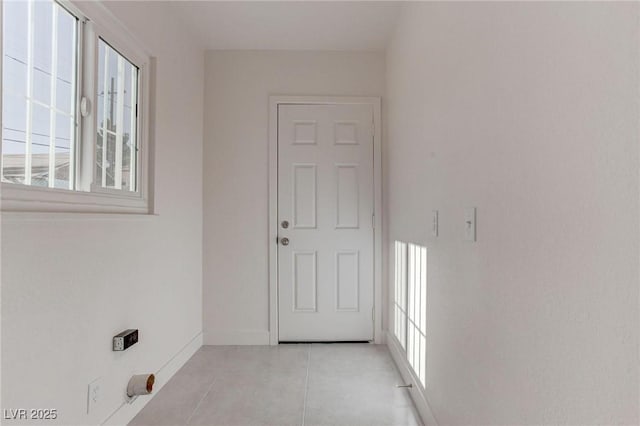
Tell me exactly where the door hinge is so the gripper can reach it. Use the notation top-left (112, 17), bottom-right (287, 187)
top-left (372, 213), bottom-right (375, 229)
top-left (372, 307), bottom-right (375, 323)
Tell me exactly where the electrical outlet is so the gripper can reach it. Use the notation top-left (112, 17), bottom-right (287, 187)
top-left (87, 377), bottom-right (102, 414)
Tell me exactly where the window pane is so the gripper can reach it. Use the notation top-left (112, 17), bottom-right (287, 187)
top-left (56, 8), bottom-right (76, 115)
top-left (56, 9), bottom-right (75, 81)
top-left (2, 94), bottom-right (27, 183)
top-left (2, 1), bottom-right (28, 184)
top-left (32, 1), bottom-right (52, 105)
top-left (96, 39), bottom-right (138, 191)
top-left (33, 1), bottom-right (53, 74)
top-left (4, 56), bottom-right (28, 98)
top-left (54, 113), bottom-right (72, 188)
top-left (33, 68), bottom-right (51, 104)
top-left (96, 130), bottom-right (104, 185)
top-left (56, 78), bottom-right (72, 114)
top-left (97, 41), bottom-right (105, 128)
top-left (107, 47), bottom-right (119, 133)
top-left (2, 0), bottom-right (77, 189)
top-left (3, 2), bottom-right (28, 65)
top-left (31, 103), bottom-right (50, 187)
top-left (106, 132), bottom-right (116, 188)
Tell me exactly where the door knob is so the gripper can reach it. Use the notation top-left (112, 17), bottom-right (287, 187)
top-left (281, 220), bottom-right (289, 229)
top-left (280, 237), bottom-right (289, 246)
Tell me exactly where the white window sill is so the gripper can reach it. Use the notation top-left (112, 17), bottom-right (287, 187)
top-left (1, 211), bottom-right (158, 223)
top-left (1, 183), bottom-right (152, 215)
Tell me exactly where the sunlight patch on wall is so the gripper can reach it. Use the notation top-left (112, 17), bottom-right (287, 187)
top-left (394, 240), bottom-right (427, 388)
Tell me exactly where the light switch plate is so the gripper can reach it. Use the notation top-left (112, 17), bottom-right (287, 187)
top-left (464, 207), bottom-right (476, 242)
top-left (87, 377), bottom-right (102, 414)
top-left (432, 210), bottom-right (439, 237)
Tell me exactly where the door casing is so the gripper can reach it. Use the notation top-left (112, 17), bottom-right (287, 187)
top-left (268, 96), bottom-right (383, 345)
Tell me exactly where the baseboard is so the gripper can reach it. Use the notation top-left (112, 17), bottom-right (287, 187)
top-left (386, 331), bottom-right (439, 426)
top-left (375, 326), bottom-right (387, 344)
top-left (204, 329), bottom-right (270, 345)
top-left (101, 331), bottom-right (203, 426)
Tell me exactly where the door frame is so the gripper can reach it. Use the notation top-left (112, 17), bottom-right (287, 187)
top-left (268, 95), bottom-right (383, 345)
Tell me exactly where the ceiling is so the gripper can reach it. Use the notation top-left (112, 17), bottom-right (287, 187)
top-left (167, 1), bottom-right (404, 51)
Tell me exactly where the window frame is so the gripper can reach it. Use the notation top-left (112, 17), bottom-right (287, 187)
top-left (0, 0), bottom-right (152, 214)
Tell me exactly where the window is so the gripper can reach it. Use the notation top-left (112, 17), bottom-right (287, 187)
top-left (394, 241), bottom-right (428, 388)
top-left (1, 0), bottom-right (150, 212)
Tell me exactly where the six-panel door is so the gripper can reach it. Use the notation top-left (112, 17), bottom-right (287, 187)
top-left (278, 103), bottom-right (374, 341)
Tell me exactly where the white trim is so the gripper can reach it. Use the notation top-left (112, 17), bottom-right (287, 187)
top-left (387, 331), bottom-right (439, 426)
top-left (1, 182), bottom-right (148, 213)
top-left (1, 211), bottom-right (158, 223)
top-left (70, 0), bottom-right (152, 61)
top-left (268, 95), bottom-right (383, 345)
top-left (77, 11), bottom-right (92, 192)
top-left (268, 97), bottom-right (279, 345)
top-left (101, 331), bottom-right (203, 426)
top-left (204, 330), bottom-right (271, 346)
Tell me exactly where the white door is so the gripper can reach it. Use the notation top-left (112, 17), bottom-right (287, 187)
top-left (278, 103), bottom-right (374, 341)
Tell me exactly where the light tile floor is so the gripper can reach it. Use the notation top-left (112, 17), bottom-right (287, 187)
top-left (129, 343), bottom-right (422, 426)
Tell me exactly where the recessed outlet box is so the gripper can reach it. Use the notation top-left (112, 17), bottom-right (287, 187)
top-left (87, 377), bottom-right (102, 414)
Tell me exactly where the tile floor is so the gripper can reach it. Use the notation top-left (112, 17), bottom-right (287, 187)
top-left (129, 343), bottom-right (422, 426)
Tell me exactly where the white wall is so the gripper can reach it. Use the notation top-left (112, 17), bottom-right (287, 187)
top-left (203, 50), bottom-right (385, 344)
top-left (386, 2), bottom-right (638, 425)
top-left (1, 2), bottom-right (204, 425)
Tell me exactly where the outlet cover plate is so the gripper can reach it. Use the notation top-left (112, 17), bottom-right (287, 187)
top-left (87, 377), bottom-right (102, 414)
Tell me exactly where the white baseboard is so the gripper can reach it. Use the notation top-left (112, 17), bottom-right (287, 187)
top-left (386, 331), bottom-right (439, 426)
top-left (101, 331), bottom-right (203, 426)
top-left (204, 329), bottom-right (270, 345)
